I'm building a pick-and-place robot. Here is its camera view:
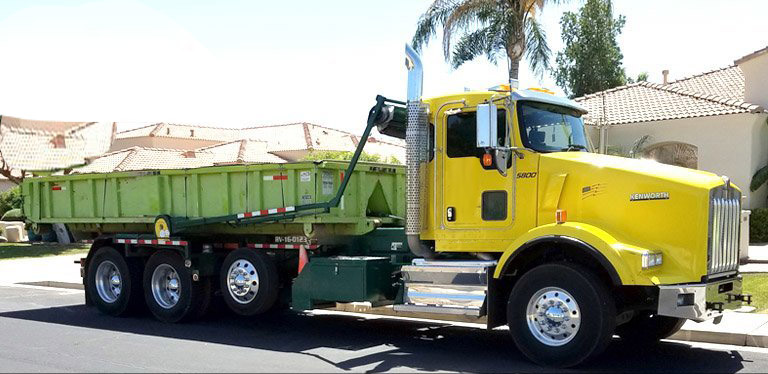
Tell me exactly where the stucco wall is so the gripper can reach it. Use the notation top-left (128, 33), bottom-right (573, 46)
top-left (590, 113), bottom-right (768, 209)
top-left (739, 52), bottom-right (768, 109)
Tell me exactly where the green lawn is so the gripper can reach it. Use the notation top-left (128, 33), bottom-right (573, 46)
top-left (742, 274), bottom-right (768, 313)
top-left (0, 242), bottom-right (90, 260)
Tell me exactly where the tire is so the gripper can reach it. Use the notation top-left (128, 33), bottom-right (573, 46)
top-left (86, 246), bottom-right (143, 316)
top-left (220, 249), bottom-right (279, 316)
top-left (507, 262), bottom-right (616, 368)
top-left (143, 250), bottom-right (210, 323)
top-left (615, 311), bottom-right (685, 343)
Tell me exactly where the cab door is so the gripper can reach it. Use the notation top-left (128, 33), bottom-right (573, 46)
top-left (440, 108), bottom-right (514, 230)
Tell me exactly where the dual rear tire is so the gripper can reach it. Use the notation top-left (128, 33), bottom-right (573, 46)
top-left (142, 250), bottom-right (211, 323)
top-left (219, 249), bottom-right (280, 316)
top-left (87, 245), bottom-right (280, 321)
top-left (87, 247), bottom-right (211, 322)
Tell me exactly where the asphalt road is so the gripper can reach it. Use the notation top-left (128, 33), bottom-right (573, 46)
top-left (1, 285), bottom-right (768, 373)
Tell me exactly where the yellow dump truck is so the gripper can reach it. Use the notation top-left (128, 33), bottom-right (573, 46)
top-left (22, 45), bottom-right (750, 367)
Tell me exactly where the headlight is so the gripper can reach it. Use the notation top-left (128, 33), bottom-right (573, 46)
top-left (642, 252), bottom-right (663, 269)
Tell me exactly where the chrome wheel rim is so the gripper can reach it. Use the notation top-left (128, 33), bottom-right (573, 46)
top-left (526, 287), bottom-right (581, 347)
top-left (227, 259), bottom-right (259, 304)
top-left (95, 260), bottom-right (122, 303)
top-left (151, 264), bottom-right (181, 309)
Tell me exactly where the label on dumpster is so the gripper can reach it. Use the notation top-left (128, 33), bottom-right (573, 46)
top-left (322, 171), bottom-right (334, 195)
top-left (301, 194), bottom-right (313, 204)
top-left (300, 171), bottom-right (311, 182)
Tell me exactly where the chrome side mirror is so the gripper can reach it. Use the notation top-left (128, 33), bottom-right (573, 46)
top-left (476, 103), bottom-right (498, 148)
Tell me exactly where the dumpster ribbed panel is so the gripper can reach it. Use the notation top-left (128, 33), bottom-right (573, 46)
top-left (22, 161), bottom-right (405, 235)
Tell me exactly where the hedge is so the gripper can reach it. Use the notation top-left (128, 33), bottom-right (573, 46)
top-left (750, 208), bottom-right (768, 243)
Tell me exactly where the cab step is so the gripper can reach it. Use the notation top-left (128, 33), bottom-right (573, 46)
top-left (394, 259), bottom-right (496, 317)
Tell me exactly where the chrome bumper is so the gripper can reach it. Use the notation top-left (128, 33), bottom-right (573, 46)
top-left (657, 276), bottom-right (750, 322)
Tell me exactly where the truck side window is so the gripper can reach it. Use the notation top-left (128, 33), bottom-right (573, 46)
top-left (446, 109), bottom-right (506, 158)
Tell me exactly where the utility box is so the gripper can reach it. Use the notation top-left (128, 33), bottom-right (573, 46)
top-left (292, 256), bottom-right (396, 310)
top-left (741, 209), bottom-right (751, 263)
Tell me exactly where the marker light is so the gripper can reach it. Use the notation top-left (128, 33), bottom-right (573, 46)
top-left (555, 209), bottom-right (567, 224)
top-left (482, 153), bottom-right (493, 166)
top-left (488, 84), bottom-right (512, 92)
top-left (527, 87), bottom-right (555, 95)
top-left (641, 252), bottom-right (663, 269)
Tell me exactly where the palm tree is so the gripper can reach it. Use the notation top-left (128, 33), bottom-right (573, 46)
top-left (411, 0), bottom-right (557, 83)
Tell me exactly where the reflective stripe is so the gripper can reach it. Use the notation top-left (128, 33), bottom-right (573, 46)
top-left (237, 206), bottom-right (296, 219)
top-left (247, 243), bottom-right (318, 250)
top-left (115, 238), bottom-right (187, 246)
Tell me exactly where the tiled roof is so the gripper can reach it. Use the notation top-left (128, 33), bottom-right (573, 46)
top-left (115, 122), bottom-right (406, 161)
top-left (75, 144), bottom-right (289, 174)
top-left (196, 139), bottom-right (287, 164)
top-left (576, 81), bottom-right (764, 126)
top-left (0, 116), bottom-right (114, 171)
top-left (667, 65), bottom-right (744, 101)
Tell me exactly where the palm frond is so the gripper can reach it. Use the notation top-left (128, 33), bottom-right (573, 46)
top-left (629, 135), bottom-right (651, 158)
top-left (523, 17), bottom-right (551, 78)
top-left (442, 0), bottom-right (496, 60)
top-left (450, 27), bottom-right (494, 68)
top-left (412, 0), bottom-right (458, 52)
top-left (751, 164), bottom-right (768, 192)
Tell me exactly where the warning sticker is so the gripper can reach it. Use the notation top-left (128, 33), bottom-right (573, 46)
top-left (301, 194), bottom-right (313, 204)
top-left (300, 171), bottom-right (311, 182)
top-left (322, 171), bottom-right (334, 195)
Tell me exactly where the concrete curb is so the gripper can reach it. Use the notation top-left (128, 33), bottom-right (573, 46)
top-left (669, 312), bottom-right (768, 348)
top-left (15, 281), bottom-right (83, 290)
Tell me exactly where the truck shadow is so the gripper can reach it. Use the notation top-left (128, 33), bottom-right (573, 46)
top-left (0, 302), bottom-right (750, 373)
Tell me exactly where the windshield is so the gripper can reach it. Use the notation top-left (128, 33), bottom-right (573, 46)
top-left (517, 101), bottom-right (589, 153)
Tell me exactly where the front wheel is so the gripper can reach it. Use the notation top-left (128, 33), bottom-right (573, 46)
top-left (507, 263), bottom-right (616, 368)
top-left (615, 312), bottom-right (685, 343)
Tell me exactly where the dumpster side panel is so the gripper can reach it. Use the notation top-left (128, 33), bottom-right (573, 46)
top-left (23, 162), bottom-right (405, 235)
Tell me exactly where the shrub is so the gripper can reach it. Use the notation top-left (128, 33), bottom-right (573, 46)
top-left (750, 208), bottom-right (768, 243)
top-left (0, 187), bottom-right (22, 219)
top-left (1, 208), bottom-right (23, 222)
top-left (302, 150), bottom-right (401, 164)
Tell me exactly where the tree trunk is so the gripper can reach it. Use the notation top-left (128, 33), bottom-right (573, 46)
top-left (508, 58), bottom-right (520, 85)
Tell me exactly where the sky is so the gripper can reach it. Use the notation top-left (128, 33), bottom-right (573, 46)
top-left (0, 0), bottom-right (766, 134)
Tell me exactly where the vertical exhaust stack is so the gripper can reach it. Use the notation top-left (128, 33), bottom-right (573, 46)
top-left (404, 44), bottom-right (435, 259)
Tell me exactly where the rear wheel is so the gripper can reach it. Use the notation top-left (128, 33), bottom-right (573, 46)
top-left (143, 250), bottom-right (210, 323)
top-left (616, 311), bottom-right (685, 343)
top-left (86, 246), bottom-right (143, 316)
top-left (220, 249), bottom-right (279, 316)
top-left (507, 262), bottom-right (616, 368)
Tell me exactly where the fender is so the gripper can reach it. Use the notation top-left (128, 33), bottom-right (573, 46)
top-left (493, 222), bottom-right (652, 286)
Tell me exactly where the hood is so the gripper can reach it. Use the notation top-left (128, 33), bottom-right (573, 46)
top-left (537, 152), bottom-right (734, 283)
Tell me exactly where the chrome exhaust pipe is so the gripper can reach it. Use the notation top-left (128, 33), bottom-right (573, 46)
top-left (405, 44), bottom-right (434, 259)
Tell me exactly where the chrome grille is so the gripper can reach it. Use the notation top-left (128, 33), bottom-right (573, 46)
top-left (708, 185), bottom-right (741, 275)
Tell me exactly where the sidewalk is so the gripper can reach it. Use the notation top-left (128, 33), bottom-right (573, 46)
top-left (1, 254), bottom-right (768, 349)
top-left (0, 253), bottom-right (83, 289)
top-left (741, 243), bottom-right (768, 273)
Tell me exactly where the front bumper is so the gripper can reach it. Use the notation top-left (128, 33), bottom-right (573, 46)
top-left (657, 276), bottom-right (751, 322)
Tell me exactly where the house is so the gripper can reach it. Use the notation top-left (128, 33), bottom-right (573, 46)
top-left (76, 140), bottom-right (288, 174)
top-left (110, 122), bottom-right (405, 163)
top-left (575, 46), bottom-right (768, 209)
top-left (0, 115), bottom-right (115, 188)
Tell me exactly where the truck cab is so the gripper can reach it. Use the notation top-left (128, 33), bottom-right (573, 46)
top-left (382, 45), bottom-right (751, 366)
